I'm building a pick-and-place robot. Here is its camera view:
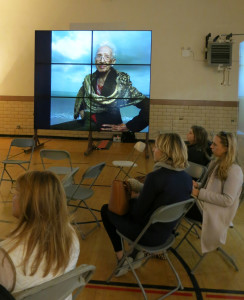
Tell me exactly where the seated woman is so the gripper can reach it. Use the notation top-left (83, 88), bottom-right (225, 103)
top-left (190, 131), bottom-right (243, 253)
top-left (186, 125), bottom-right (212, 166)
top-left (0, 170), bottom-right (80, 299)
top-left (101, 133), bottom-right (192, 276)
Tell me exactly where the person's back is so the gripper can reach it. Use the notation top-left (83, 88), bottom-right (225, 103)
top-left (1, 230), bottom-right (79, 294)
top-left (130, 165), bottom-right (192, 224)
top-left (0, 171), bottom-right (80, 299)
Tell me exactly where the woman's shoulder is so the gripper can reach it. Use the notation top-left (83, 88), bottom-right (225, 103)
top-left (228, 163), bottom-right (243, 175)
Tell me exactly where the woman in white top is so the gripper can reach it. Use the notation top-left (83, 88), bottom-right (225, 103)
top-left (0, 170), bottom-right (80, 298)
top-left (191, 131), bottom-right (243, 253)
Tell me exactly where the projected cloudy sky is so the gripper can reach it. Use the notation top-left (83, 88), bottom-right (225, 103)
top-left (51, 31), bottom-right (151, 97)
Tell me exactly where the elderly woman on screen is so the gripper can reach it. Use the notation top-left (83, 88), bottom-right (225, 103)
top-left (191, 131), bottom-right (243, 253)
top-left (0, 171), bottom-right (80, 299)
top-left (74, 42), bottom-right (149, 132)
top-left (101, 133), bottom-right (192, 276)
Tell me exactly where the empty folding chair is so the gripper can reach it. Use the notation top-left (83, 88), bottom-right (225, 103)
top-left (175, 199), bottom-right (239, 273)
top-left (40, 149), bottom-right (79, 178)
top-left (64, 162), bottom-right (106, 239)
top-left (0, 138), bottom-right (35, 185)
top-left (107, 198), bottom-right (195, 300)
top-left (13, 264), bottom-right (96, 300)
top-left (112, 141), bottom-right (146, 180)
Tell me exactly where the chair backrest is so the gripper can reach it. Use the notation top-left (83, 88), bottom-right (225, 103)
top-left (62, 167), bottom-right (80, 189)
top-left (82, 162), bottom-right (106, 181)
top-left (11, 138), bottom-right (35, 148)
top-left (40, 149), bottom-right (76, 175)
top-left (13, 264), bottom-right (95, 300)
top-left (129, 198), bottom-right (195, 247)
top-left (185, 161), bottom-right (207, 181)
top-left (150, 198), bottom-right (195, 224)
top-left (6, 138), bottom-right (35, 164)
top-left (0, 248), bottom-right (16, 293)
top-left (40, 149), bottom-right (71, 161)
top-left (134, 141), bottom-right (146, 153)
top-left (40, 149), bottom-right (72, 169)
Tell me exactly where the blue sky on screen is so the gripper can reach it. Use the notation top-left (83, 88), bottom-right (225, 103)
top-left (51, 31), bottom-right (151, 97)
top-left (239, 42), bottom-right (244, 98)
top-left (52, 30), bottom-right (151, 64)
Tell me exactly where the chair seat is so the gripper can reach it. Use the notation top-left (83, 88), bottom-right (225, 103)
top-left (112, 161), bottom-right (138, 168)
top-left (2, 160), bottom-right (30, 164)
top-left (65, 185), bottom-right (94, 201)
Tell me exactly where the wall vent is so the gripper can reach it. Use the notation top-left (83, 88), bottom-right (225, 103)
top-left (207, 42), bottom-right (232, 66)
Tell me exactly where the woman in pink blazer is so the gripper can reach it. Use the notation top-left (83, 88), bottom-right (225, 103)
top-left (191, 131), bottom-right (243, 253)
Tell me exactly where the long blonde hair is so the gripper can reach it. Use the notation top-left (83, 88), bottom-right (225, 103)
top-left (155, 133), bottom-right (188, 168)
top-left (7, 170), bottom-right (75, 277)
top-left (215, 131), bottom-right (237, 180)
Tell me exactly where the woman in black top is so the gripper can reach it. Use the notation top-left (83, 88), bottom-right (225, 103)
top-left (101, 133), bottom-right (192, 276)
top-left (186, 125), bottom-right (212, 166)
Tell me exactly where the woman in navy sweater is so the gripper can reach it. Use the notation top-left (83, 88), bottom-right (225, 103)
top-left (101, 133), bottom-right (192, 276)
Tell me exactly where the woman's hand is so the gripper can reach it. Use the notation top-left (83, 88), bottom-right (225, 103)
top-left (192, 180), bottom-right (199, 188)
top-left (192, 181), bottom-right (200, 198)
top-left (101, 123), bottom-right (128, 131)
top-left (131, 191), bottom-right (139, 198)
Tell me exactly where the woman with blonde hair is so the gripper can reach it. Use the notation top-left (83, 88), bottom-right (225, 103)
top-left (0, 170), bottom-right (80, 298)
top-left (191, 131), bottom-right (243, 253)
top-left (101, 133), bottom-right (192, 276)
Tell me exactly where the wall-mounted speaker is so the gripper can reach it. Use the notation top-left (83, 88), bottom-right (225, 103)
top-left (207, 42), bottom-right (232, 66)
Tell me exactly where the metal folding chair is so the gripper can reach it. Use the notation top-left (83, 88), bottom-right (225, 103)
top-left (40, 149), bottom-right (79, 178)
top-left (64, 162), bottom-right (106, 239)
top-left (112, 141), bottom-right (146, 180)
top-left (185, 161), bottom-right (207, 182)
top-left (107, 198), bottom-right (195, 300)
top-left (13, 264), bottom-right (95, 300)
top-left (0, 138), bottom-right (35, 185)
top-left (175, 199), bottom-right (239, 273)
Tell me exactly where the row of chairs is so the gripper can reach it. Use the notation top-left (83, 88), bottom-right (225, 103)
top-left (0, 141), bottom-right (99, 299)
top-left (0, 138), bottom-right (106, 240)
top-left (0, 138), bottom-right (240, 300)
top-left (0, 139), bottom-right (146, 186)
top-left (0, 138), bottom-right (147, 299)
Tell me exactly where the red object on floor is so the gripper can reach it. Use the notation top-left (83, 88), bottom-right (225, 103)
top-left (97, 140), bottom-right (110, 149)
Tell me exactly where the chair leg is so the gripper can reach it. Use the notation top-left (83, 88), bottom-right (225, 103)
top-left (127, 257), bottom-right (148, 300)
top-left (191, 253), bottom-right (206, 274)
top-left (217, 247), bottom-right (239, 271)
top-left (114, 167), bottom-right (131, 180)
top-left (156, 251), bottom-right (183, 300)
top-left (73, 223), bottom-right (86, 240)
top-left (106, 256), bottom-right (127, 283)
top-left (74, 200), bottom-right (101, 239)
top-left (182, 218), bottom-right (200, 238)
top-left (175, 222), bottom-right (195, 250)
top-left (0, 166), bottom-right (14, 185)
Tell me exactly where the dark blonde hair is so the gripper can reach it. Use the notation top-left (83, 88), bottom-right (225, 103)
top-left (155, 133), bottom-right (188, 168)
top-left (215, 131), bottom-right (237, 180)
top-left (7, 170), bottom-right (75, 277)
top-left (191, 125), bottom-right (211, 158)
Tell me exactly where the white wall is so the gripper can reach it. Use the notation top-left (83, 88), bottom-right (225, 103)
top-left (0, 0), bottom-right (244, 101)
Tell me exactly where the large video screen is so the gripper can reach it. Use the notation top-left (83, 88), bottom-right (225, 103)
top-left (34, 30), bottom-right (152, 132)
